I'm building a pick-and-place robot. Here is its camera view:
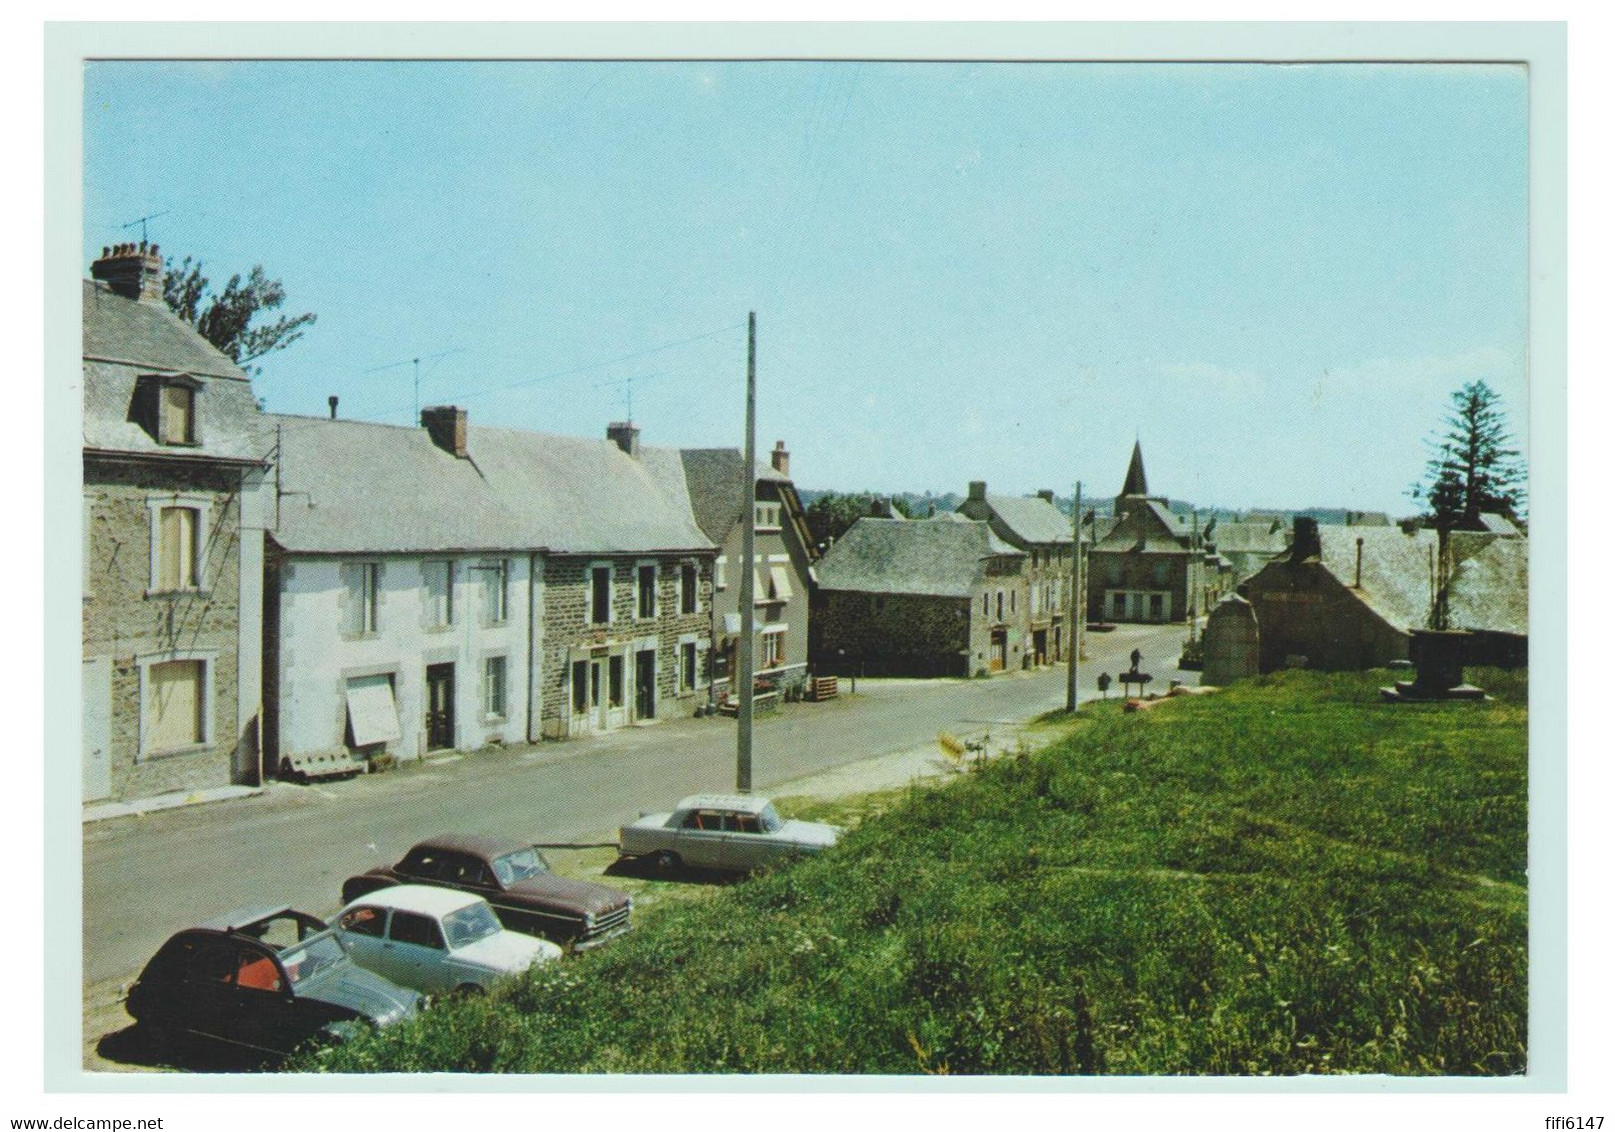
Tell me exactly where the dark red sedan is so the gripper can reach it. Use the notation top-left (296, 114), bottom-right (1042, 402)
top-left (341, 834), bottom-right (632, 949)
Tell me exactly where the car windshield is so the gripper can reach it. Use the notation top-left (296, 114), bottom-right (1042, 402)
top-left (442, 901), bottom-right (503, 949)
top-left (758, 803), bottom-right (784, 833)
top-left (490, 847), bottom-right (549, 885)
top-left (278, 933), bottom-right (348, 987)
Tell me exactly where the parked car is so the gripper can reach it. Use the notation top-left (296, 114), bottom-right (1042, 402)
top-left (333, 885), bottom-right (562, 996)
top-left (618, 793), bottom-right (840, 873)
top-left (124, 906), bottom-right (422, 1058)
top-left (342, 834), bottom-right (632, 949)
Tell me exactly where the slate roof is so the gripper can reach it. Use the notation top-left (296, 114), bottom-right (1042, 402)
top-left (1210, 521), bottom-right (1289, 554)
top-left (1291, 526), bottom-right (1528, 637)
top-left (817, 517), bottom-right (1021, 598)
top-left (678, 448), bottom-right (790, 544)
top-left (1092, 498), bottom-right (1193, 555)
top-left (269, 415), bottom-right (712, 556)
top-left (82, 280), bottom-right (265, 463)
top-left (975, 493), bottom-right (1073, 547)
top-left (1119, 440), bottom-right (1149, 498)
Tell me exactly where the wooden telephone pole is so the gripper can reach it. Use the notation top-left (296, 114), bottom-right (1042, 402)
top-left (737, 313), bottom-right (757, 792)
top-left (1065, 480), bottom-right (1082, 712)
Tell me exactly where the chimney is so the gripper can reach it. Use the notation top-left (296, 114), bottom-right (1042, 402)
top-left (328, 395), bottom-right (339, 420)
top-left (1290, 516), bottom-right (1322, 563)
top-left (968, 481), bottom-right (987, 502)
top-left (607, 421), bottom-right (640, 459)
top-left (1036, 489), bottom-right (1054, 503)
top-left (421, 405), bottom-right (468, 458)
top-left (771, 439), bottom-right (790, 478)
top-left (90, 241), bottom-right (164, 303)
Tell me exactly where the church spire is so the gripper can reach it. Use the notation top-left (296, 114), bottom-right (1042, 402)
top-left (1120, 440), bottom-right (1149, 498)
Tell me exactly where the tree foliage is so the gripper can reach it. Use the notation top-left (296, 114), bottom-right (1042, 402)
top-left (1411, 380), bottom-right (1525, 530)
top-left (163, 256), bottom-right (317, 371)
top-left (804, 492), bottom-right (916, 548)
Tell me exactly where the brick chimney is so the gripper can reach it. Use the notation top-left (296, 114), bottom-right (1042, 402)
top-left (968, 481), bottom-right (987, 502)
top-left (421, 405), bottom-right (468, 458)
top-left (91, 241), bottom-right (164, 303)
top-left (771, 439), bottom-right (790, 478)
top-left (1036, 489), bottom-right (1054, 503)
top-left (607, 421), bottom-right (640, 459)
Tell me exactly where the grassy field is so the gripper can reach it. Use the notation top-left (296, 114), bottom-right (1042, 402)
top-left (304, 667), bottom-right (1527, 1076)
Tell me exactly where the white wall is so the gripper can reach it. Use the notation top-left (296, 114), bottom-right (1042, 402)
top-left (276, 552), bottom-right (531, 763)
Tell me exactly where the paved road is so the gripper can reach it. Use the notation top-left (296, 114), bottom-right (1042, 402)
top-left (83, 622), bottom-right (1189, 987)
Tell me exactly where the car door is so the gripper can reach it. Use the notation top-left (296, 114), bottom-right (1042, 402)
top-left (229, 943), bottom-right (305, 1055)
top-left (335, 905), bottom-right (393, 981)
top-left (725, 810), bottom-right (778, 870)
top-left (159, 934), bottom-right (241, 1040)
top-left (675, 808), bottom-right (732, 869)
top-left (385, 909), bottom-right (451, 994)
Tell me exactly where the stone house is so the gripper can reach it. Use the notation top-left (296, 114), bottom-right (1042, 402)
top-left (1238, 517), bottom-right (1528, 672)
top-left (82, 244), bottom-right (270, 802)
top-left (679, 440), bottom-right (817, 699)
top-left (955, 481), bottom-right (1075, 666)
top-left (263, 410), bottom-right (715, 772)
top-left (814, 517), bottom-right (1028, 677)
top-left (1085, 442), bottom-right (1204, 624)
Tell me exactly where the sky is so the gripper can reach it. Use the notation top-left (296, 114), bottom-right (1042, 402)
top-left (82, 60), bottom-right (1529, 515)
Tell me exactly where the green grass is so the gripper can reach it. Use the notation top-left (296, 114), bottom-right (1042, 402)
top-left (301, 668), bottom-right (1527, 1076)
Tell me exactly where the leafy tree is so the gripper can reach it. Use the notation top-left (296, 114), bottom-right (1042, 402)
top-left (163, 256), bottom-right (317, 372)
top-left (1411, 379), bottom-right (1525, 530)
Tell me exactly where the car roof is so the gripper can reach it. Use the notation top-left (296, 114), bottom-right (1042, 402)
top-left (195, 905), bottom-right (296, 933)
top-left (674, 793), bottom-right (774, 815)
top-left (347, 884), bottom-right (487, 917)
top-left (409, 833), bottom-right (528, 859)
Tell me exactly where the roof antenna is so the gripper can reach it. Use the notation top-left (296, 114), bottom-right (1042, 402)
top-left (591, 372), bottom-right (665, 424)
top-left (120, 210), bottom-right (170, 244)
top-left (363, 347), bottom-right (465, 425)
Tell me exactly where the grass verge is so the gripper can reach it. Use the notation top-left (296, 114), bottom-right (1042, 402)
top-left (301, 667), bottom-right (1527, 1076)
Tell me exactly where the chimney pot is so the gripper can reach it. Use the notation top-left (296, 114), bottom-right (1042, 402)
top-left (91, 240), bottom-right (165, 303)
top-left (421, 405), bottom-right (469, 458)
top-left (1290, 516), bottom-right (1322, 563)
top-left (606, 421), bottom-right (640, 459)
top-left (771, 439), bottom-right (791, 478)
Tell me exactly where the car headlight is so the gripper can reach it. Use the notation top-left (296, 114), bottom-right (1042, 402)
top-left (582, 912), bottom-right (596, 928)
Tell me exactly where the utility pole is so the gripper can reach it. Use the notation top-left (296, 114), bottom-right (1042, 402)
top-left (737, 312), bottom-right (757, 792)
top-left (1065, 480), bottom-right (1082, 712)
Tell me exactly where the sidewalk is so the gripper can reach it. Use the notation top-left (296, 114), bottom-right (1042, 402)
top-left (82, 784), bottom-right (266, 824)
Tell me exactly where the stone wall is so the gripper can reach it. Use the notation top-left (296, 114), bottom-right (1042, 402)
top-left (1240, 561), bottom-right (1410, 672)
top-left (83, 457), bottom-right (245, 800)
top-left (817, 590), bottom-right (971, 677)
top-left (1086, 550), bottom-right (1191, 623)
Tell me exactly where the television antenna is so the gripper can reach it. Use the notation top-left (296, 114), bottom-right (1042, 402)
top-left (120, 210), bottom-right (170, 244)
top-left (363, 348), bottom-right (466, 425)
top-left (590, 372), bottom-right (664, 423)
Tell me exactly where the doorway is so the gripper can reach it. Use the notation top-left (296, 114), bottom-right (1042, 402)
top-left (83, 656), bottom-right (112, 802)
top-left (634, 650), bottom-right (657, 720)
top-left (424, 663), bottom-right (455, 751)
top-left (989, 629), bottom-right (1007, 672)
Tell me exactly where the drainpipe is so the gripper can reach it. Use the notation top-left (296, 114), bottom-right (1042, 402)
top-left (526, 552), bottom-right (540, 744)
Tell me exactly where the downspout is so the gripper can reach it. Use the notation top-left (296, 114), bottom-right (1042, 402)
top-left (526, 552), bottom-right (540, 744)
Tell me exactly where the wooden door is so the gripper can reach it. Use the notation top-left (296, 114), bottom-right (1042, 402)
top-left (634, 650), bottom-right (656, 720)
top-left (425, 663), bottom-right (455, 751)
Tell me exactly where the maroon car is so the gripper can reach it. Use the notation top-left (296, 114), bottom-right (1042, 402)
top-left (341, 835), bottom-right (631, 949)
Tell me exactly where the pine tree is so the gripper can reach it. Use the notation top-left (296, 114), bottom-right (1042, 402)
top-left (1411, 379), bottom-right (1525, 530)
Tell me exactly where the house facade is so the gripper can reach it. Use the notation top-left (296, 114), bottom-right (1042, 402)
top-left (814, 517), bottom-right (1028, 677)
top-left (955, 481), bottom-right (1074, 666)
top-left (1238, 517), bottom-right (1528, 672)
top-left (680, 440), bottom-right (817, 699)
top-left (1085, 442), bottom-right (1204, 624)
top-left (82, 244), bottom-right (269, 802)
top-left (263, 411), bottom-right (715, 771)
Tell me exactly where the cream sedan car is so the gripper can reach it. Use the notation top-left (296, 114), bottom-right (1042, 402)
top-left (333, 885), bottom-right (562, 996)
top-left (618, 793), bottom-right (840, 874)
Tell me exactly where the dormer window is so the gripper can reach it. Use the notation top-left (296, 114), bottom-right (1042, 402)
top-left (754, 503), bottom-right (781, 531)
top-left (134, 374), bottom-right (202, 446)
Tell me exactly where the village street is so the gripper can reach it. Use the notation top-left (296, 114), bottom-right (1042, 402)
top-left (83, 623), bottom-right (1186, 1003)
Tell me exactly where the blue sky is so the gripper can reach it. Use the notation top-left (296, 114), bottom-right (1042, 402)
top-left (82, 60), bottom-right (1528, 514)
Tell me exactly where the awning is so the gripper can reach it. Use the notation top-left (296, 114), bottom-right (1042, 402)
top-left (346, 676), bottom-right (402, 747)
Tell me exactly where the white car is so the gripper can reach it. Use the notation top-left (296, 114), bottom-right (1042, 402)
top-left (618, 793), bottom-right (840, 873)
top-left (333, 884), bottom-right (562, 996)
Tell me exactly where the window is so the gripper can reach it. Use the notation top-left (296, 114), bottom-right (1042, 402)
top-left (680, 563), bottom-right (698, 614)
top-left (160, 383), bottom-right (195, 445)
top-left (637, 563), bottom-right (657, 619)
top-left (761, 629), bottom-right (785, 670)
top-left (715, 556), bottom-right (727, 590)
top-left (343, 562), bottom-right (379, 635)
top-left (982, 593), bottom-right (989, 617)
top-left (590, 566), bottom-right (611, 624)
top-left (755, 503), bottom-right (780, 529)
top-left (681, 641), bottom-right (697, 692)
top-left (483, 559), bottom-right (508, 624)
top-left (146, 658), bottom-right (204, 753)
top-left (483, 656), bottom-right (508, 719)
top-left (338, 907), bottom-right (387, 938)
top-left (1010, 589), bottom-right (1016, 613)
top-left (996, 591), bottom-right (1004, 621)
top-left (155, 506), bottom-right (199, 591)
top-left (425, 560), bottom-right (455, 627)
top-left (388, 911), bottom-right (445, 951)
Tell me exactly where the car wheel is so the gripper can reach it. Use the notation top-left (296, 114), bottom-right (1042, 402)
top-left (652, 850), bottom-right (682, 876)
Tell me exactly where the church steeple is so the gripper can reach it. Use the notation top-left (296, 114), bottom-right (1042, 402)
top-left (1120, 440), bottom-right (1149, 499)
